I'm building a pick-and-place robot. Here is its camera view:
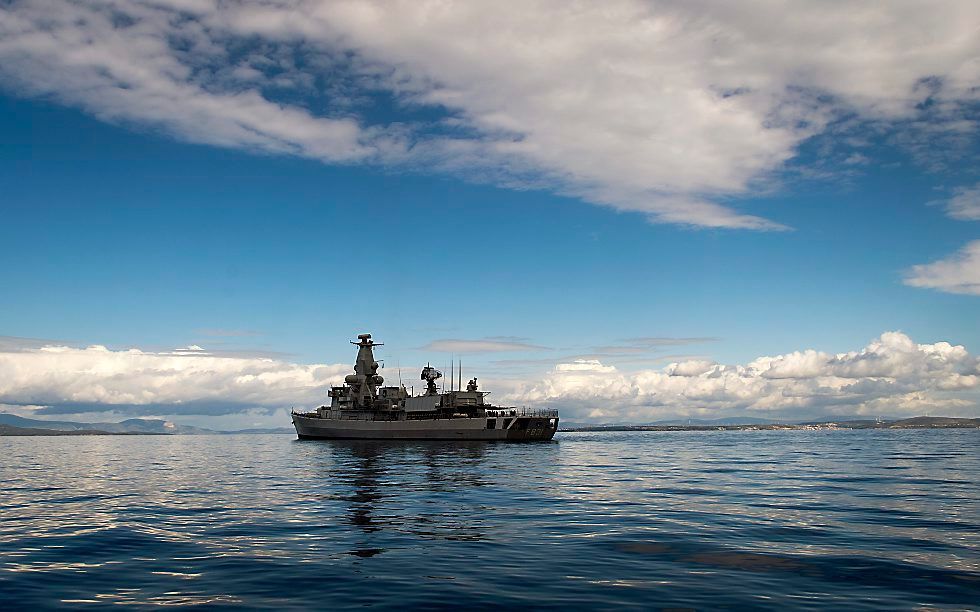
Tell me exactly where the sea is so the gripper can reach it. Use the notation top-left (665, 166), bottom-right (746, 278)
top-left (1, 429), bottom-right (978, 610)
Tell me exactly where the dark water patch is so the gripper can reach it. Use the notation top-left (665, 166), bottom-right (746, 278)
top-left (613, 537), bottom-right (980, 603)
top-left (37, 493), bottom-right (119, 505)
top-left (347, 548), bottom-right (385, 558)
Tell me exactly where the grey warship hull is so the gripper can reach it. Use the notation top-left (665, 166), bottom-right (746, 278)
top-left (290, 333), bottom-right (559, 442)
top-left (292, 411), bottom-right (558, 441)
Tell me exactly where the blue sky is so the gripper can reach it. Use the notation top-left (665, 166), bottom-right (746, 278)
top-left (1, 1), bottom-right (979, 426)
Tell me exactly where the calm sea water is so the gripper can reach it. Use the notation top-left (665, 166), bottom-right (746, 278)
top-left (1, 429), bottom-right (978, 610)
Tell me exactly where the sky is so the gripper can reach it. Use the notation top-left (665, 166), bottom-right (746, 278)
top-left (1, 0), bottom-right (979, 427)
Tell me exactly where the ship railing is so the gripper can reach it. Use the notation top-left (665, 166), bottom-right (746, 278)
top-left (327, 412), bottom-right (402, 422)
top-left (292, 409), bottom-right (402, 422)
top-left (485, 408), bottom-right (559, 418)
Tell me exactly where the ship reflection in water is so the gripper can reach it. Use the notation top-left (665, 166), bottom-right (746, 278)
top-left (1, 430), bottom-right (978, 609)
top-left (319, 440), bottom-right (497, 555)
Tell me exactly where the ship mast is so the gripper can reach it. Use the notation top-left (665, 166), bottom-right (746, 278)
top-left (344, 333), bottom-right (384, 407)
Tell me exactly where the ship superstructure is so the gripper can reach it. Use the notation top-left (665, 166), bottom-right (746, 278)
top-left (291, 333), bottom-right (558, 441)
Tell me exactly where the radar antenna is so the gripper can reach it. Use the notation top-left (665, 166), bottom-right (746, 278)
top-left (420, 364), bottom-right (442, 396)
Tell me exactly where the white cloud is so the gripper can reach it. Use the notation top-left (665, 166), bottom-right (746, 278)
top-left (556, 360), bottom-right (617, 373)
top-left (906, 184), bottom-right (980, 297)
top-left (2, 1), bottom-right (978, 228)
top-left (904, 240), bottom-right (980, 295)
top-left (666, 360), bottom-right (716, 377)
top-left (505, 332), bottom-right (980, 421)
top-left (944, 183), bottom-right (980, 221)
top-left (0, 343), bottom-right (349, 415)
top-left (0, 332), bottom-right (977, 422)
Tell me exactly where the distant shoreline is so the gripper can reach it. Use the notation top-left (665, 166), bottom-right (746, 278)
top-left (3, 415), bottom-right (978, 437)
top-left (0, 424), bottom-right (161, 436)
top-left (0, 413), bottom-right (296, 436)
top-left (560, 416), bottom-right (980, 433)
top-left (0, 424), bottom-right (293, 437)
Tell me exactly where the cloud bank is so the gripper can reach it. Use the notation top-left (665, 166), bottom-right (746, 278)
top-left (506, 332), bottom-right (979, 421)
top-left (1, 332), bottom-right (976, 422)
top-left (0, 343), bottom-right (348, 416)
top-left (2, 0), bottom-right (978, 228)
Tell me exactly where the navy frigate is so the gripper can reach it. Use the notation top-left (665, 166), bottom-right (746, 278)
top-left (291, 334), bottom-right (559, 441)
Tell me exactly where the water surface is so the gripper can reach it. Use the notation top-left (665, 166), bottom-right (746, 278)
top-left (1, 429), bottom-right (978, 609)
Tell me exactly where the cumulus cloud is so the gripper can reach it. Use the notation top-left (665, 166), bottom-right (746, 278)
top-left (904, 240), bottom-right (980, 295)
top-left (556, 360), bottom-right (617, 373)
top-left (506, 332), bottom-right (980, 421)
top-left (1, 332), bottom-right (977, 422)
top-left (0, 343), bottom-right (349, 415)
top-left (2, 0), bottom-right (978, 228)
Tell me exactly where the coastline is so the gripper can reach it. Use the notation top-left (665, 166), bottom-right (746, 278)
top-left (561, 416), bottom-right (980, 433)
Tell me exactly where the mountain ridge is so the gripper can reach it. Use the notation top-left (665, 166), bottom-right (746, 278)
top-left (0, 413), bottom-right (293, 435)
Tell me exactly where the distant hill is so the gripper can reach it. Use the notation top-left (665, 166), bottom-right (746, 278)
top-left (0, 413), bottom-right (294, 435)
top-left (0, 423), bottom-right (148, 436)
top-left (561, 415), bottom-right (907, 430)
top-left (557, 417), bottom-right (779, 430)
top-left (796, 415), bottom-right (899, 425)
top-left (646, 417), bottom-right (779, 426)
top-left (0, 413), bottom-right (214, 435)
top-left (888, 416), bottom-right (980, 428)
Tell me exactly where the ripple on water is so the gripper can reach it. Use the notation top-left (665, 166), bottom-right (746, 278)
top-left (0, 429), bottom-right (978, 609)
